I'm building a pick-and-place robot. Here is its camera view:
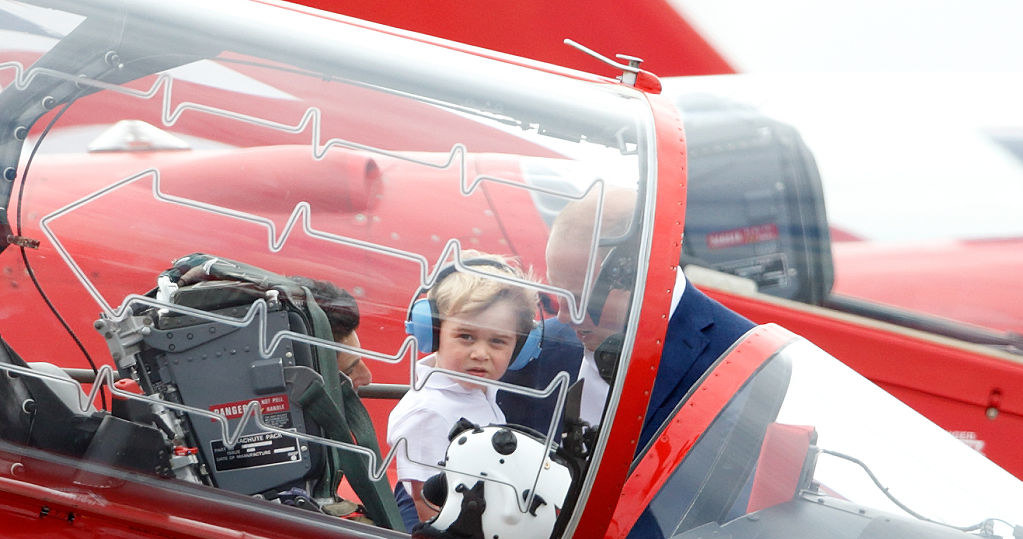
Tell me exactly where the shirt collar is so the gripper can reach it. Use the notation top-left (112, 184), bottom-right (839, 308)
top-left (669, 267), bottom-right (688, 315)
top-left (414, 355), bottom-right (499, 400)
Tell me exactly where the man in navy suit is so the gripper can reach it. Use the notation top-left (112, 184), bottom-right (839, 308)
top-left (498, 317), bottom-right (582, 434)
top-left (637, 275), bottom-right (754, 450)
top-left (504, 188), bottom-right (753, 453)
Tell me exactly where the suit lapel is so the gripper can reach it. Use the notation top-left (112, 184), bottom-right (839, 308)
top-left (647, 280), bottom-right (713, 414)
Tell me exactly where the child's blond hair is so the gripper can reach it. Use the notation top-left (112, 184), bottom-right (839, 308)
top-left (429, 251), bottom-right (538, 338)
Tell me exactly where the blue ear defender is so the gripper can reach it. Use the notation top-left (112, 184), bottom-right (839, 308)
top-left (507, 321), bottom-right (542, 371)
top-left (406, 298), bottom-right (440, 354)
top-left (404, 259), bottom-right (544, 368)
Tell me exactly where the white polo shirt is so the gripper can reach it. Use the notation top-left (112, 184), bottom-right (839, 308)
top-left (576, 268), bottom-right (687, 426)
top-left (387, 354), bottom-right (506, 482)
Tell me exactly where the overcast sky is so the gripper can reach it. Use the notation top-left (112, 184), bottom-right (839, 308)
top-left (664, 1), bottom-right (1023, 242)
top-left (671, 0), bottom-right (1023, 72)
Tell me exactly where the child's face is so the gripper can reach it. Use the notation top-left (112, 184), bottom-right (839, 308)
top-left (436, 299), bottom-right (519, 387)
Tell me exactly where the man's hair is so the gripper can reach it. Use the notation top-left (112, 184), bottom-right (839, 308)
top-left (288, 275), bottom-right (360, 339)
top-left (548, 187), bottom-right (637, 252)
top-left (428, 250), bottom-right (538, 338)
top-left (546, 188), bottom-right (641, 329)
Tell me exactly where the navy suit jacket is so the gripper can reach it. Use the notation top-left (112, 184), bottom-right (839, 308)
top-left (627, 280), bottom-right (754, 539)
top-left (498, 317), bottom-right (583, 434)
top-left (500, 281), bottom-right (753, 539)
top-left (637, 279), bottom-right (755, 451)
top-left (499, 280), bottom-right (753, 453)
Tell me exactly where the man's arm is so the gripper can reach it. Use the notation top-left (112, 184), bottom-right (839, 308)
top-left (408, 480), bottom-right (439, 521)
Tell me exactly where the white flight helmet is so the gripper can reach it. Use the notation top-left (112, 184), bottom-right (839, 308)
top-left (414, 422), bottom-right (574, 539)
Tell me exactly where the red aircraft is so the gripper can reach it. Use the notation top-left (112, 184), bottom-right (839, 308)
top-left (295, 0), bottom-right (1023, 479)
top-left (0, 1), bottom-right (1020, 538)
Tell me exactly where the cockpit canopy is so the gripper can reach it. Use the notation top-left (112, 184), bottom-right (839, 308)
top-left (0, 0), bottom-right (660, 535)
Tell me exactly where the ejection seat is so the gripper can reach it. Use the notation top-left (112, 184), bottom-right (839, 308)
top-left (93, 253), bottom-right (403, 529)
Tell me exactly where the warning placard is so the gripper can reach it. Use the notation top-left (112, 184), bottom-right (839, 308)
top-left (210, 394), bottom-right (290, 419)
top-left (707, 224), bottom-right (779, 250)
top-left (210, 432), bottom-right (301, 471)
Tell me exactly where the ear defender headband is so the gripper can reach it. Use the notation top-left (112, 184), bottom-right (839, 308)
top-left (586, 240), bottom-right (640, 325)
top-left (405, 259), bottom-right (543, 370)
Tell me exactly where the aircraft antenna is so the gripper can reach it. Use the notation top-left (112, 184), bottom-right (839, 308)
top-left (563, 39), bottom-right (643, 86)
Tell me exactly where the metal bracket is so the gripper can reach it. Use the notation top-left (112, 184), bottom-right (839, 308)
top-left (563, 39), bottom-right (644, 86)
top-left (95, 315), bottom-right (149, 371)
top-left (5, 234), bottom-right (39, 249)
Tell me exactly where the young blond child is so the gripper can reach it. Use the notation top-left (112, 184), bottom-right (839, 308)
top-left (387, 253), bottom-right (538, 523)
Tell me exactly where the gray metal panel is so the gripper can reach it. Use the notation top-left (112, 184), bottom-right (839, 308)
top-left (152, 310), bottom-right (314, 494)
